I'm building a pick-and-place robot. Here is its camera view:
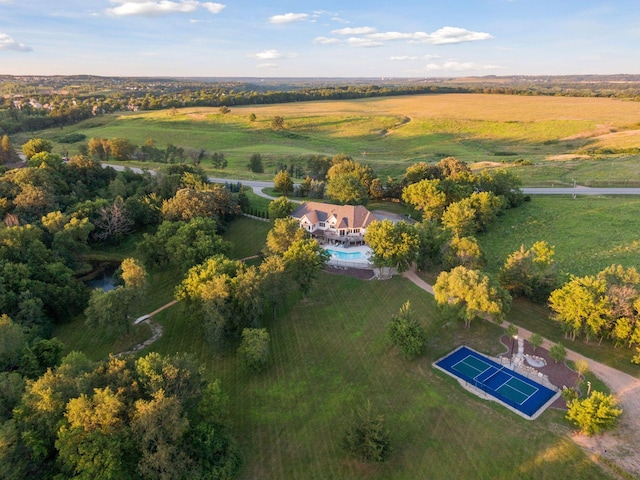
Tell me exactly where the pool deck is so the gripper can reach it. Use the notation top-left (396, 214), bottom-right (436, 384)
top-left (323, 245), bottom-right (373, 269)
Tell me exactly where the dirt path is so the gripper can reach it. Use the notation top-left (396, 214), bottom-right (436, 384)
top-left (403, 269), bottom-right (640, 477)
top-left (116, 300), bottom-right (178, 357)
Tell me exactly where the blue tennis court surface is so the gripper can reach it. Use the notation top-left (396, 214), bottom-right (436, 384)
top-left (434, 346), bottom-right (558, 418)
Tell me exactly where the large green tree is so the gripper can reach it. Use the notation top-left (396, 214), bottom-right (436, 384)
top-left (21, 138), bottom-right (52, 160)
top-left (549, 275), bottom-right (610, 342)
top-left (566, 391), bottom-right (623, 436)
top-left (500, 241), bottom-right (558, 303)
top-left (402, 178), bottom-right (447, 220)
top-left (364, 220), bottom-right (419, 274)
top-left (282, 238), bottom-right (330, 298)
top-left (434, 266), bottom-right (512, 328)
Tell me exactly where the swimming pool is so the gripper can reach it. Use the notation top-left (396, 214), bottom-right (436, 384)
top-left (325, 248), bottom-right (368, 260)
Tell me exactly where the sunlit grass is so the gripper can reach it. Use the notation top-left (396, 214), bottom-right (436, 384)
top-left (40, 93), bottom-right (640, 184)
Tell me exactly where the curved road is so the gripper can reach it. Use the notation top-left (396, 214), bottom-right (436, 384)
top-left (104, 166), bottom-right (640, 198)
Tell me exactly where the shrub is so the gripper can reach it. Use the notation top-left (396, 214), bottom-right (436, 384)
top-left (237, 328), bottom-right (270, 372)
top-left (566, 391), bottom-right (622, 435)
top-left (341, 402), bottom-right (391, 462)
top-left (387, 302), bottom-right (427, 360)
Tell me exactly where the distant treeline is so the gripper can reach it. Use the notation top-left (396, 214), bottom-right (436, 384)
top-left (4, 74), bottom-right (640, 135)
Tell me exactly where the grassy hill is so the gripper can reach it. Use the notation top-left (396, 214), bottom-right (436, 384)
top-left (25, 93), bottom-right (640, 186)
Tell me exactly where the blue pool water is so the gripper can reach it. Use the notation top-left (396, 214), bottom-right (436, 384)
top-left (325, 249), bottom-right (367, 260)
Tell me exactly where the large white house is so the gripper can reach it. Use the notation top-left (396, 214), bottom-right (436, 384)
top-left (290, 202), bottom-right (376, 246)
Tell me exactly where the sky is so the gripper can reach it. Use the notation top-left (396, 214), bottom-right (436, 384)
top-left (1, 0), bottom-right (639, 78)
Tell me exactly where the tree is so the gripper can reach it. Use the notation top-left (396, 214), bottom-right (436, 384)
top-left (273, 170), bottom-right (293, 196)
top-left (0, 135), bottom-right (15, 164)
top-left (403, 161), bottom-right (440, 185)
top-left (549, 343), bottom-right (567, 364)
top-left (500, 241), bottom-right (558, 303)
top-left (365, 220), bottom-right (419, 274)
top-left (247, 153), bottom-right (264, 173)
top-left (211, 152), bottom-right (227, 169)
top-left (434, 266), bottom-right (512, 328)
top-left (137, 217), bottom-right (231, 271)
top-left (402, 178), bottom-right (447, 220)
top-left (271, 116), bottom-right (285, 130)
top-left (341, 401), bottom-right (391, 463)
top-left (108, 137), bottom-right (136, 161)
top-left (325, 173), bottom-right (369, 204)
top-left (549, 275), bottom-right (610, 342)
top-left (529, 333), bottom-right (543, 353)
top-left (93, 198), bottom-right (134, 243)
top-left (414, 219), bottom-right (448, 270)
top-left (325, 158), bottom-right (374, 204)
top-left (441, 200), bottom-right (477, 237)
top-left (442, 235), bottom-right (483, 270)
top-left (282, 238), bottom-right (330, 298)
top-left (87, 137), bottom-right (110, 161)
top-left (387, 302), bottom-right (427, 360)
top-left (238, 328), bottom-right (270, 372)
top-left (268, 196), bottom-right (295, 220)
top-left (21, 138), bottom-right (52, 160)
top-left (264, 217), bottom-right (307, 256)
top-left (575, 358), bottom-right (589, 380)
top-left (566, 391), bottom-right (623, 436)
top-left (161, 186), bottom-right (239, 223)
top-left (218, 105), bottom-right (230, 114)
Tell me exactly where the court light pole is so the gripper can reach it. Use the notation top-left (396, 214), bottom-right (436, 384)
top-left (511, 335), bottom-right (518, 367)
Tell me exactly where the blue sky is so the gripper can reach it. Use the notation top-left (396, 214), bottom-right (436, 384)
top-left (1, 0), bottom-right (638, 77)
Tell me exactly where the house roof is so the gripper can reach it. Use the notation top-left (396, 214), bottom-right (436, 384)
top-left (291, 202), bottom-right (376, 230)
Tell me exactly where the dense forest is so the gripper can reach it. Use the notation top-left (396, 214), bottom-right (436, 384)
top-left (3, 74), bottom-right (640, 135)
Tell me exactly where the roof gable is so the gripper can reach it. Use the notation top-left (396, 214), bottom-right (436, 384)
top-left (291, 202), bottom-right (375, 230)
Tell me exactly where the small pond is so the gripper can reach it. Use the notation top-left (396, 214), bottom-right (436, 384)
top-left (82, 262), bottom-right (120, 292)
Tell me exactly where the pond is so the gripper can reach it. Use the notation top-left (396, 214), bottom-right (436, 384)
top-left (82, 262), bottom-right (120, 292)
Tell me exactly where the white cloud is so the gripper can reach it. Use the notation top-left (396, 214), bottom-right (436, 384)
top-left (417, 27), bottom-right (493, 45)
top-left (349, 27), bottom-right (492, 45)
top-left (423, 61), bottom-right (504, 72)
top-left (390, 56), bottom-right (420, 61)
top-left (347, 37), bottom-right (383, 48)
top-left (313, 36), bottom-right (341, 45)
top-left (269, 12), bottom-right (308, 24)
top-left (202, 2), bottom-right (224, 14)
top-left (0, 33), bottom-right (32, 52)
top-left (331, 17), bottom-right (350, 24)
top-left (332, 26), bottom-right (376, 35)
top-left (252, 49), bottom-right (282, 60)
top-left (107, 0), bottom-right (224, 17)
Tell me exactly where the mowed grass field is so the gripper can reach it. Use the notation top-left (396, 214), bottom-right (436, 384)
top-left (150, 273), bottom-right (609, 480)
top-left (53, 215), bottom-right (614, 478)
top-left (33, 93), bottom-right (640, 185)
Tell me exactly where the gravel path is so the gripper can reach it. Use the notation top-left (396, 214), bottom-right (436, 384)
top-left (403, 269), bottom-right (640, 477)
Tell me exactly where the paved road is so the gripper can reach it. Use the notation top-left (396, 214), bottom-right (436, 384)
top-left (522, 187), bottom-right (640, 195)
top-left (104, 165), bottom-right (640, 198)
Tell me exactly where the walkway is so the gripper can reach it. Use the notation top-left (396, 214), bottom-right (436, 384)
top-left (403, 268), bottom-right (640, 477)
top-left (116, 300), bottom-right (178, 357)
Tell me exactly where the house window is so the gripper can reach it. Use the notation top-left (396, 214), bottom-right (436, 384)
top-left (319, 222), bottom-right (325, 227)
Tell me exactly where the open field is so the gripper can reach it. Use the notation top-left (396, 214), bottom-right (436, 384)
top-left (149, 273), bottom-right (609, 480)
top-left (29, 93), bottom-right (640, 185)
top-left (51, 214), bottom-right (629, 478)
top-left (479, 195), bottom-right (640, 278)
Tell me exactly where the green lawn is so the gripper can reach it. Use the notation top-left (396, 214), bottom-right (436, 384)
top-left (147, 273), bottom-right (609, 480)
top-left (479, 195), bottom-right (640, 278)
top-left (31, 93), bottom-right (640, 185)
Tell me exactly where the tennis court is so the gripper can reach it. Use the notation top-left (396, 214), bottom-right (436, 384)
top-left (434, 346), bottom-right (559, 419)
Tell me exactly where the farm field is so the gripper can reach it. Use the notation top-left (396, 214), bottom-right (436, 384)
top-left (30, 93), bottom-right (640, 186)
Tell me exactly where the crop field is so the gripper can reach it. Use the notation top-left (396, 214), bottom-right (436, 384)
top-left (35, 93), bottom-right (640, 185)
